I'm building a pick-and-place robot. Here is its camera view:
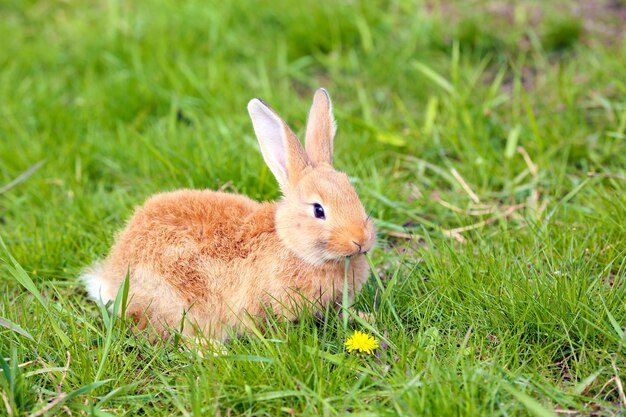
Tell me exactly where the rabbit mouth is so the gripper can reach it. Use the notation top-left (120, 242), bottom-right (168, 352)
top-left (318, 238), bottom-right (371, 260)
top-left (327, 249), bottom-right (368, 261)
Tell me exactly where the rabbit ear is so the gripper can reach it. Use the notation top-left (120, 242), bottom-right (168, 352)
top-left (305, 88), bottom-right (336, 166)
top-left (248, 98), bottom-right (311, 191)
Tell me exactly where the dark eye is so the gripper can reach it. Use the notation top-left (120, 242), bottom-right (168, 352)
top-left (313, 203), bottom-right (326, 220)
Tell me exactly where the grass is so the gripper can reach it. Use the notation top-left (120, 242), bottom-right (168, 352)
top-left (1, 0), bottom-right (625, 415)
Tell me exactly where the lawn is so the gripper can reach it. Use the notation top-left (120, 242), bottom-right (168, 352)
top-left (1, 0), bottom-right (625, 415)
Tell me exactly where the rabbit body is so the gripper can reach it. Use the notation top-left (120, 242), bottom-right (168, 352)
top-left (88, 189), bottom-right (369, 339)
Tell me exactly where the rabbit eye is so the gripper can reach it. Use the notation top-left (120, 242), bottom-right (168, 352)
top-left (313, 203), bottom-right (326, 220)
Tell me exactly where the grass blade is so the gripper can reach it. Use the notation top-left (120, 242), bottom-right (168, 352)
top-left (342, 258), bottom-right (350, 332)
top-left (572, 368), bottom-right (603, 395)
top-left (95, 273), bottom-right (130, 382)
top-left (0, 235), bottom-right (71, 347)
top-left (412, 61), bottom-right (456, 96)
top-left (505, 385), bottom-right (557, 417)
top-left (0, 160), bottom-right (45, 194)
top-left (0, 317), bottom-right (35, 342)
top-left (602, 300), bottom-right (624, 340)
top-left (505, 124), bottom-right (522, 159)
top-left (0, 235), bottom-right (47, 307)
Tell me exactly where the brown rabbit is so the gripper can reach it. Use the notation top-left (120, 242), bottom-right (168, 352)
top-left (83, 89), bottom-right (376, 341)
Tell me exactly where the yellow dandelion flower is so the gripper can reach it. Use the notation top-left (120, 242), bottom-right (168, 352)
top-left (345, 330), bottom-right (379, 354)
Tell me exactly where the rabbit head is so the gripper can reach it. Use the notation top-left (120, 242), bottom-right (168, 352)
top-left (248, 89), bottom-right (375, 266)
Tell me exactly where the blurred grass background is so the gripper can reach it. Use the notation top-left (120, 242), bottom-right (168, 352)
top-left (1, 0), bottom-right (625, 416)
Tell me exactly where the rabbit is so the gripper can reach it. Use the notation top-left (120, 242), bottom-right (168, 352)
top-left (82, 88), bottom-right (376, 341)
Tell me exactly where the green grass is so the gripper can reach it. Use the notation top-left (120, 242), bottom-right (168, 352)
top-left (1, 0), bottom-right (625, 415)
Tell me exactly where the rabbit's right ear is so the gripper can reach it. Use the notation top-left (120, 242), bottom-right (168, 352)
top-left (305, 88), bottom-right (336, 166)
top-left (247, 99), bottom-right (311, 191)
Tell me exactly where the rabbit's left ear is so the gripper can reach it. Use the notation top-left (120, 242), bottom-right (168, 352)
top-left (248, 98), bottom-right (311, 191)
top-left (305, 88), bottom-right (336, 166)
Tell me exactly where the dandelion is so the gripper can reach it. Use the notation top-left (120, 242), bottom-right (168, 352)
top-left (345, 330), bottom-right (378, 354)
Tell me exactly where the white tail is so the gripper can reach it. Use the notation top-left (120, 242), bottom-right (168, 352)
top-left (81, 262), bottom-right (111, 306)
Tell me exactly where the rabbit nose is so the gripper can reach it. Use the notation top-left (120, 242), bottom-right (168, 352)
top-left (352, 240), bottom-right (363, 253)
